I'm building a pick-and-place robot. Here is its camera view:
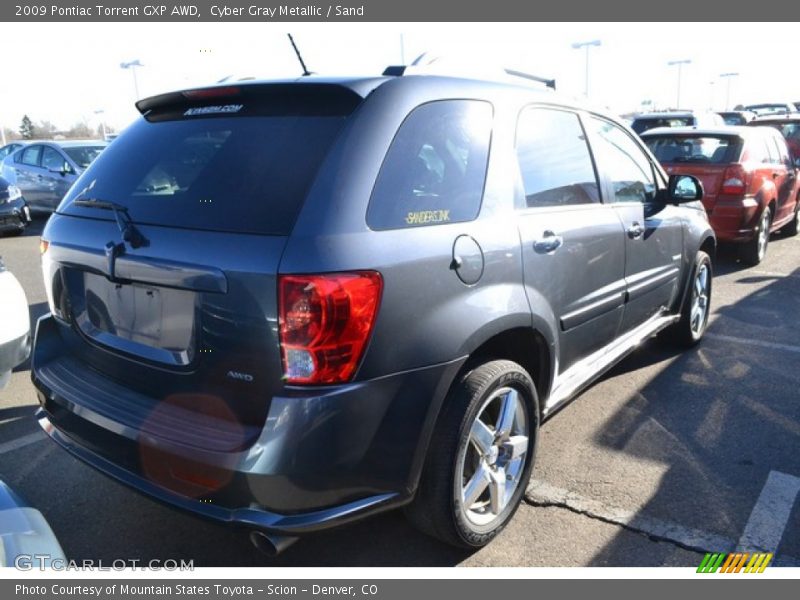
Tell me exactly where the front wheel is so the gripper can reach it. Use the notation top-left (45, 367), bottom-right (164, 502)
top-left (405, 360), bottom-right (539, 548)
top-left (662, 250), bottom-right (712, 347)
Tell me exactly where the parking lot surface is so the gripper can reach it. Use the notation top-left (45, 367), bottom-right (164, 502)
top-left (1, 218), bottom-right (798, 566)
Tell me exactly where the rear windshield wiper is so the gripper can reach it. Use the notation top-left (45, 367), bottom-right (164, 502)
top-left (73, 198), bottom-right (147, 249)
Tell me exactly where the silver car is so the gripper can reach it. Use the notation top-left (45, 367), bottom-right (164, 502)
top-left (1, 140), bottom-right (107, 213)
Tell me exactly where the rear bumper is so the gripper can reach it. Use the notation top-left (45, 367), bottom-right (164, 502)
top-left (32, 314), bottom-right (464, 535)
top-left (708, 197), bottom-right (761, 243)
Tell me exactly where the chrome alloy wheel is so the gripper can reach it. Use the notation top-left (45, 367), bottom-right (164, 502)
top-left (756, 210), bottom-right (770, 262)
top-left (457, 386), bottom-right (529, 527)
top-left (690, 263), bottom-right (710, 336)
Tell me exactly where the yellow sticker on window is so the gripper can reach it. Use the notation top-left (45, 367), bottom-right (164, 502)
top-left (405, 210), bottom-right (451, 225)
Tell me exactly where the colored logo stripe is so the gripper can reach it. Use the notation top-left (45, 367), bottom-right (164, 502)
top-left (697, 552), bottom-right (773, 573)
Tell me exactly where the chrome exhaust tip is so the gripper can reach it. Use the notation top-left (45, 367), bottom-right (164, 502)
top-left (249, 531), bottom-right (299, 557)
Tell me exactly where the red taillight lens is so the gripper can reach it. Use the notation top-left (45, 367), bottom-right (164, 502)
top-left (278, 272), bottom-right (383, 384)
top-left (720, 163), bottom-right (750, 195)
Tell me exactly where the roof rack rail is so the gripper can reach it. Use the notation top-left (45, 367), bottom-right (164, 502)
top-left (382, 53), bottom-right (556, 90)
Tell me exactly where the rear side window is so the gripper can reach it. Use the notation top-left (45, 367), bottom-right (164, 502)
top-left (366, 100), bottom-right (492, 230)
top-left (645, 135), bottom-right (742, 164)
top-left (744, 136), bottom-right (772, 164)
top-left (515, 107), bottom-right (599, 208)
top-left (60, 114), bottom-right (350, 235)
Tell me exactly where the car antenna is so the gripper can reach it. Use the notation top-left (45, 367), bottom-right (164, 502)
top-left (287, 33), bottom-right (312, 77)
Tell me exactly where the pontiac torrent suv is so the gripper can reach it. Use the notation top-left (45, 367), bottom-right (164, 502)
top-left (32, 72), bottom-right (715, 553)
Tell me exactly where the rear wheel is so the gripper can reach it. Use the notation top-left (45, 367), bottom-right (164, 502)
top-left (405, 360), bottom-right (538, 548)
top-left (742, 208), bottom-right (771, 265)
top-left (662, 250), bottom-right (712, 347)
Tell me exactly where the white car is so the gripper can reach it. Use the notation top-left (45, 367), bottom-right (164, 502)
top-left (0, 257), bottom-right (29, 388)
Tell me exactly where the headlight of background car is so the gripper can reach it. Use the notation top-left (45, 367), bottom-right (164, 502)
top-left (7, 185), bottom-right (22, 202)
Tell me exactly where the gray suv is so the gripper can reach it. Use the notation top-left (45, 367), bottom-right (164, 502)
top-left (32, 72), bottom-right (715, 554)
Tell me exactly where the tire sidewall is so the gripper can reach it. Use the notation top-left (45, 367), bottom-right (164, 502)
top-left (689, 251), bottom-right (712, 342)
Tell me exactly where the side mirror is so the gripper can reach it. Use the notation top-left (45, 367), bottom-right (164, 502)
top-left (668, 174), bottom-right (703, 203)
top-left (48, 162), bottom-right (72, 176)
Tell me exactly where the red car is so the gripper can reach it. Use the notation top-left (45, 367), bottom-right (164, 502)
top-left (643, 126), bottom-right (800, 264)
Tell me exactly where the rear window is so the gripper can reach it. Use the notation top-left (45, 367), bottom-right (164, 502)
top-left (631, 117), bottom-right (693, 134)
top-left (366, 100), bottom-right (493, 230)
top-left (644, 135), bottom-right (742, 164)
top-left (719, 113), bottom-right (746, 126)
top-left (60, 113), bottom-right (349, 235)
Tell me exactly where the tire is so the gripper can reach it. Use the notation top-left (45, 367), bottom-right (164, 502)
top-left (742, 207), bottom-right (771, 265)
top-left (784, 204), bottom-right (799, 237)
top-left (405, 359), bottom-right (539, 548)
top-left (661, 250), bottom-right (712, 347)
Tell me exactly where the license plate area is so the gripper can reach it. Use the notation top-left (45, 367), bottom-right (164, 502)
top-left (72, 271), bottom-right (197, 366)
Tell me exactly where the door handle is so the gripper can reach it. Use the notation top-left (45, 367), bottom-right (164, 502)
top-left (533, 231), bottom-right (563, 254)
top-left (627, 223), bottom-right (645, 239)
top-left (773, 172), bottom-right (781, 179)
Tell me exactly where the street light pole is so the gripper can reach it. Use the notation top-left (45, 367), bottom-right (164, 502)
top-left (667, 59), bottom-right (692, 109)
top-left (571, 40), bottom-right (602, 97)
top-left (120, 59), bottom-right (143, 100)
top-left (94, 109), bottom-right (106, 140)
top-left (720, 72), bottom-right (739, 111)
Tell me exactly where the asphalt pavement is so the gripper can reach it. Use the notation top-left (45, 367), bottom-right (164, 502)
top-left (0, 217), bottom-right (797, 567)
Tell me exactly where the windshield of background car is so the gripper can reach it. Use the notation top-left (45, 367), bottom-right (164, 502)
top-left (62, 146), bottom-right (105, 169)
top-left (59, 112), bottom-right (350, 235)
top-left (644, 135), bottom-right (743, 164)
top-left (631, 117), bottom-right (693, 134)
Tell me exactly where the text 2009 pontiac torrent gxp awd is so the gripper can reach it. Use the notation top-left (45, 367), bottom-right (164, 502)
top-left (33, 68), bottom-right (714, 554)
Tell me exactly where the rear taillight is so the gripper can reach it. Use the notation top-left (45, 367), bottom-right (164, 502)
top-left (278, 272), bottom-right (383, 385)
top-left (720, 163), bottom-right (750, 195)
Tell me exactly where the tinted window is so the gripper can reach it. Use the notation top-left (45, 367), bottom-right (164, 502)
top-left (631, 117), bottom-right (693, 134)
top-left (60, 114), bottom-right (350, 235)
top-left (20, 146), bottom-right (41, 167)
top-left (645, 135), bottom-right (742, 164)
top-left (590, 117), bottom-right (657, 204)
top-left (515, 107), bottom-right (599, 207)
top-left (63, 145), bottom-right (105, 169)
top-left (42, 146), bottom-right (66, 171)
top-left (367, 100), bottom-right (492, 230)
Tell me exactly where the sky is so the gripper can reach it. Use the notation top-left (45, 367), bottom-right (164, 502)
top-left (1, 22), bottom-right (799, 138)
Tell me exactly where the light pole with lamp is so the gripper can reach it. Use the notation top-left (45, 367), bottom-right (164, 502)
top-left (120, 59), bottom-right (143, 100)
top-left (667, 59), bottom-right (692, 109)
top-left (94, 109), bottom-right (106, 140)
top-left (571, 39), bottom-right (602, 97)
top-left (720, 72), bottom-right (739, 111)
